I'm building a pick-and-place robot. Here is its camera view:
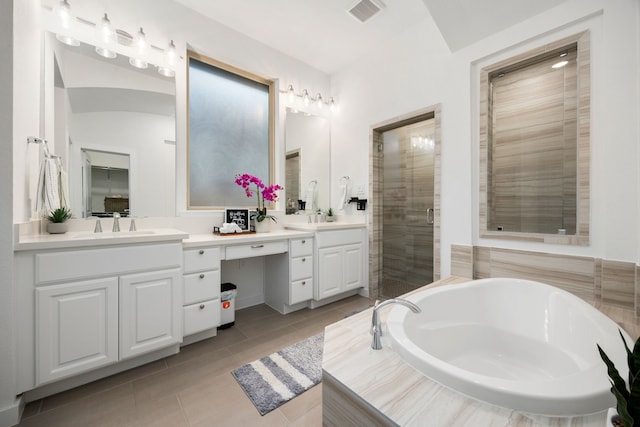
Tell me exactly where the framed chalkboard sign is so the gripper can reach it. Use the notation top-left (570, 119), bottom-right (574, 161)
top-left (225, 209), bottom-right (250, 231)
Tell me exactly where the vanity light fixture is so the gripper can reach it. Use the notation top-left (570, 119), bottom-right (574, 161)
top-left (329, 97), bottom-right (337, 113)
top-left (95, 13), bottom-right (117, 59)
top-left (53, 0), bottom-right (80, 46)
top-left (286, 85), bottom-right (295, 103)
top-left (280, 84), bottom-right (338, 112)
top-left (552, 52), bottom-right (569, 69)
top-left (157, 40), bottom-right (176, 77)
top-left (129, 27), bottom-right (149, 69)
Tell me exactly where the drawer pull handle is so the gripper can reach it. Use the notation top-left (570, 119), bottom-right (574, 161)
top-left (199, 274), bottom-right (205, 279)
top-left (302, 281), bottom-right (306, 285)
top-left (199, 304), bottom-right (205, 310)
top-left (199, 249), bottom-right (205, 255)
top-left (302, 258), bottom-right (306, 262)
top-left (302, 240), bottom-right (306, 244)
top-left (251, 244), bottom-right (264, 249)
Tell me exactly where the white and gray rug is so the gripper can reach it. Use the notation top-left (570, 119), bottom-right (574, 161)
top-left (231, 333), bottom-right (323, 416)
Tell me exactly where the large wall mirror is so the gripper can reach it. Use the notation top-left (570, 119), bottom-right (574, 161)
top-left (48, 34), bottom-right (176, 218)
top-left (479, 31), bottom-right (590, 245)
top-left (284, 109), bottom-right (330, 214)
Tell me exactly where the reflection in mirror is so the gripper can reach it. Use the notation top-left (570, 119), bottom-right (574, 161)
top-left (284, 109), bottom-right (330, 214)
top-left (49, 35), bottom-right (176, 218)
top-left (82, 149), bottom-right (130, 217)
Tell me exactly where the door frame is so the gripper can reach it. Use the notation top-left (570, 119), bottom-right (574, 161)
top-left (369, 104), bottom-right (441, 298)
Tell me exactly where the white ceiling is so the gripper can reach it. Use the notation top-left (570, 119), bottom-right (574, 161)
top-left (174, 0), bottom-right (568, 75)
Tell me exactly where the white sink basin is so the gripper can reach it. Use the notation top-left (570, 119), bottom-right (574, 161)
top-left (71, 230), bottom-right (157, 239)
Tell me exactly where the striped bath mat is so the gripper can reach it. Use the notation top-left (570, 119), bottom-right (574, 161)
top-left (231, 333), bottom-right (323, 415)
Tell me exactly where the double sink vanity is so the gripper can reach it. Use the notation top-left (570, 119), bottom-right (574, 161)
top-left (13, 221), bottom-right (366, 400)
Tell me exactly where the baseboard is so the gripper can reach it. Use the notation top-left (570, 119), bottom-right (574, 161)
top-left (0, 396), bottom-right (23, 427)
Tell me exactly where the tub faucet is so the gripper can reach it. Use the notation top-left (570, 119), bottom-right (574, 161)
top-left (112, 212), bottom-right (120, 232)
top-left (371, 298), bottom-right (421, 350)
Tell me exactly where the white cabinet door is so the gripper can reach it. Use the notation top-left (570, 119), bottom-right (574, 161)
top-left (343, 244), bottom-right (363, 291)
top-left (119, 269), bottom-right (182, 359)
top-left (317, 247), bottom-right (343, 299)
top-left (36, 277), bottom-right (118, 385)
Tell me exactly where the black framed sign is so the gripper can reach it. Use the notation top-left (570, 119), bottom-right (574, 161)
top-left (225, 209), bottom-right (250, 231)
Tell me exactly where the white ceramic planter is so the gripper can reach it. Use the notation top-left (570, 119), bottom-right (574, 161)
top-left (254, 220), bottom-right (271, 233)
top-left (46, 222), bottom-right (69, 234)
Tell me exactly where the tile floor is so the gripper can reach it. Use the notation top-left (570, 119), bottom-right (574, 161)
top-left (18, 295), bottom-right (374, 427)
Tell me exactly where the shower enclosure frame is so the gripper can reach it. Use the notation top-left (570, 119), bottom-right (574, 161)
top-left (369, 104), bottom-right (442, 299)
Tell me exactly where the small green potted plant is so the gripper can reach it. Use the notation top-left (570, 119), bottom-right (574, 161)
top-left (46, 206), bottom-right (72, 234)
top-left (597, 330), bottom-right (640, 427)
top-left (326, 207), bottom-right (336, 222)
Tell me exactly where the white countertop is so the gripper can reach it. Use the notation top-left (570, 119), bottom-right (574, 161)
top-left (283, 222), bottom-right (366, 232)
top-left (14, 228), bottom-right (190, 251)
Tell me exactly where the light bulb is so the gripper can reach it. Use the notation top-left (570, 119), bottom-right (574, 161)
top-left (95, 13), bottom-right (116, 59)
top-left (302, 89), bottom-right (310, 106)
top-left (287, 85), bottom-right (295, 103)
top-left (316, 93), bottom-right (323, 109)
top-left (53, 0), bottom-right (79, 46)
top-left (129, 27), bottom-right (148, 69)
top-left (158, 40), bottom-right (176, 77)
top-left (329, 97), bottom-right (336, 113)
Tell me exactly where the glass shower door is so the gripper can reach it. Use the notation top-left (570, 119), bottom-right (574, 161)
top-left (380, 119), bottom-right (435, 298)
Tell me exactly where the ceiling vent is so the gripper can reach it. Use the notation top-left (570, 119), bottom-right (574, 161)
top-left (348, 0), bottom-right (385, 23)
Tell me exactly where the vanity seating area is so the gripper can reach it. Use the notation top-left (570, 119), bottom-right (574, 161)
top-left (13, 222), bottom-right (366, 402)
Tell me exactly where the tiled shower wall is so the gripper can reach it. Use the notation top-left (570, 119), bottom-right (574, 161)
top-left (450, 244), bottom-right (638, 316)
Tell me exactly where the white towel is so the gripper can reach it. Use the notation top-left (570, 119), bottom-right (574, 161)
top-left (337, 182), bottom-right (350, 209)
top-left (36, 156), bottom-right (68, 215)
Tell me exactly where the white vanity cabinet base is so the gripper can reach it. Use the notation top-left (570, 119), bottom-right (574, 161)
top-left (119, 269), bottom-right (182, 360)
top-left (36, 277), bottom-right (118, 385)
top-left (182, 247), bottom-right (222, 341)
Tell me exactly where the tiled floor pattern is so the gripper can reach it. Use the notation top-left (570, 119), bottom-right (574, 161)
top-left (18, 295), bottom-right (374, 427)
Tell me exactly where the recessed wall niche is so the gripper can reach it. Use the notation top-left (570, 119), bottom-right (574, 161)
top-left (479, 31), bottom-right (590, 245)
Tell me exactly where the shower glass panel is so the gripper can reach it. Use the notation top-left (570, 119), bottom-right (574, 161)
top-left (380, 119), bottom-right (434, 298)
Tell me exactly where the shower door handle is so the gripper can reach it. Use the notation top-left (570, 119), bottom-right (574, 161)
top-left (426, 208), bottom-right (434, 225)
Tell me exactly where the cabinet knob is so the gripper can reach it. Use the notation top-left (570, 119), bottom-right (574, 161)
top-left (302, 281), bottom-right (306, 285)
top-left (199, 304), bottom-right (205, 310)
top-left (199, 249), bottom-right (205, 255)
top-left (199, 273), bottom-right (205, 279)
top-left (302, 240), bottom-right (306, 244)
top-left (302, 258), bottom-right (306, 262)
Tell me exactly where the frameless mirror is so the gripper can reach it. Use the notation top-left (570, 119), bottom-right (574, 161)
top-left (284, 109), bottom-right (330, 214)
top-left (48, 35), bottom-right (177, 218)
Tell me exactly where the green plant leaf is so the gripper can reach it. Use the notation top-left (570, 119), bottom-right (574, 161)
top-left (599, 343), bottom-right (630, 402)
top-left (628, 369), bottom-right (640, 424)
top-left (630, 331), bottom-right (640, 381)
top-left (611, 383), bottom-right (634, 427)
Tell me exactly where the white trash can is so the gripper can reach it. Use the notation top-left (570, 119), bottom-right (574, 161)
top-left (219, 282), bottom-right (237, 329)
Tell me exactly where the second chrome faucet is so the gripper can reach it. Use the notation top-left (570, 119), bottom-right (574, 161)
top-left (371, 298), bottom-right (421, 350)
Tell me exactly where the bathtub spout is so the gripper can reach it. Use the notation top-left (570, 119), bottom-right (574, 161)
top-left (371, 299), bottom-right (421, 350)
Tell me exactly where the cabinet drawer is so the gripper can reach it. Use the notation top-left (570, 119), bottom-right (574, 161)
top-left (225, 240), bottom-right (288, 260)
top-left (290, 256), bottom-right (312, 281)
top-left (183, 299), bottom-right (220, 336)
top-left (184, 247), bottom-right (221, 273)
top-left (317, 229), bottom-right (363, 248)
top-left (183, 270), bottom-right (220, 305)
top-left (290, 278), bottom-right (313, 305)
top-left (290, 238), bottom-right (313, 257)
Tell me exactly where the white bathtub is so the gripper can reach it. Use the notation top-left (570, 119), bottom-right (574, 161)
top-left (386, 278), bottom-right (631, 416)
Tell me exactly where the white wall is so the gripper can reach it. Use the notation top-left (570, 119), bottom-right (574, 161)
top-left (330, 0), bottom-right (640, 276)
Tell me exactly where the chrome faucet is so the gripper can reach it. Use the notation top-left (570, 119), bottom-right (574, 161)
top-left (129, 218), bottom-right (136, 231)
top-left (112, 212), bottom-right (121, 232)
top-left (94, 218), bottom-right (103, 233)
top-left (371, 298), bottom-right (421, 350)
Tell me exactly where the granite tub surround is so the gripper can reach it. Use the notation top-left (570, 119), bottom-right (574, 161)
top-left (322, 276), bottom-right (640, 427)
